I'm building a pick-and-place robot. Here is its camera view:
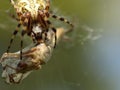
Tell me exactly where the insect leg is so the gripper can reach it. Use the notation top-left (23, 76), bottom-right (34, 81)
top-left (51, 27), bottom-right (57, 48)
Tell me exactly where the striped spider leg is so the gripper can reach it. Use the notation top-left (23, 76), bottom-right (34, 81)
top-left (7, 15), bottom-right (28, 60)
top-left (50, 14), bottom-right (74, 33)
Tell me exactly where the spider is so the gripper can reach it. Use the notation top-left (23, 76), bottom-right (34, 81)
top-left (7, 0), bottom-right (74, 60)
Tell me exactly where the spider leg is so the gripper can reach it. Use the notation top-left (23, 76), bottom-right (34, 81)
top-left (7, 23), bottom-right (21, 53)
top-left (50, 14), bottom-right (74, 33)
top-left (7, 9), bottom-right (20, 21)
top-left (20, 18), bottom-right (28, 60)
top-left (20, 30), bottom-right (26, 60)
top-left (10, 14), bottom-right (20, 21)
top-left (46, 20), bottom-right (57, 48)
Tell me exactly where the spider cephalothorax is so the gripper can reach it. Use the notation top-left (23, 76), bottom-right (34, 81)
top-left (7, 0), bottom-right (74, 60)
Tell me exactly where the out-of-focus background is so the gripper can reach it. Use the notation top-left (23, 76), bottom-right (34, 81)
top-left (0, 0), bottom-right (120, 90)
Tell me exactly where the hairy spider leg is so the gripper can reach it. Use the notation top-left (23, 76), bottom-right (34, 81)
top-left (50, 14), bottom-right (74, 33)
top-left (7, 23), bottom-right (21, 53)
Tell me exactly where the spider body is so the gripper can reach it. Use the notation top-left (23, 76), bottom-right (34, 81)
top-left (7, 0), bottom-right (73, 60)
top-left (10, 0), bottom-right (51, 42)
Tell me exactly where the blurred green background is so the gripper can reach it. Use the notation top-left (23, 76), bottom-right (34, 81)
top-left (0, 0), bottom-right (120, 90)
